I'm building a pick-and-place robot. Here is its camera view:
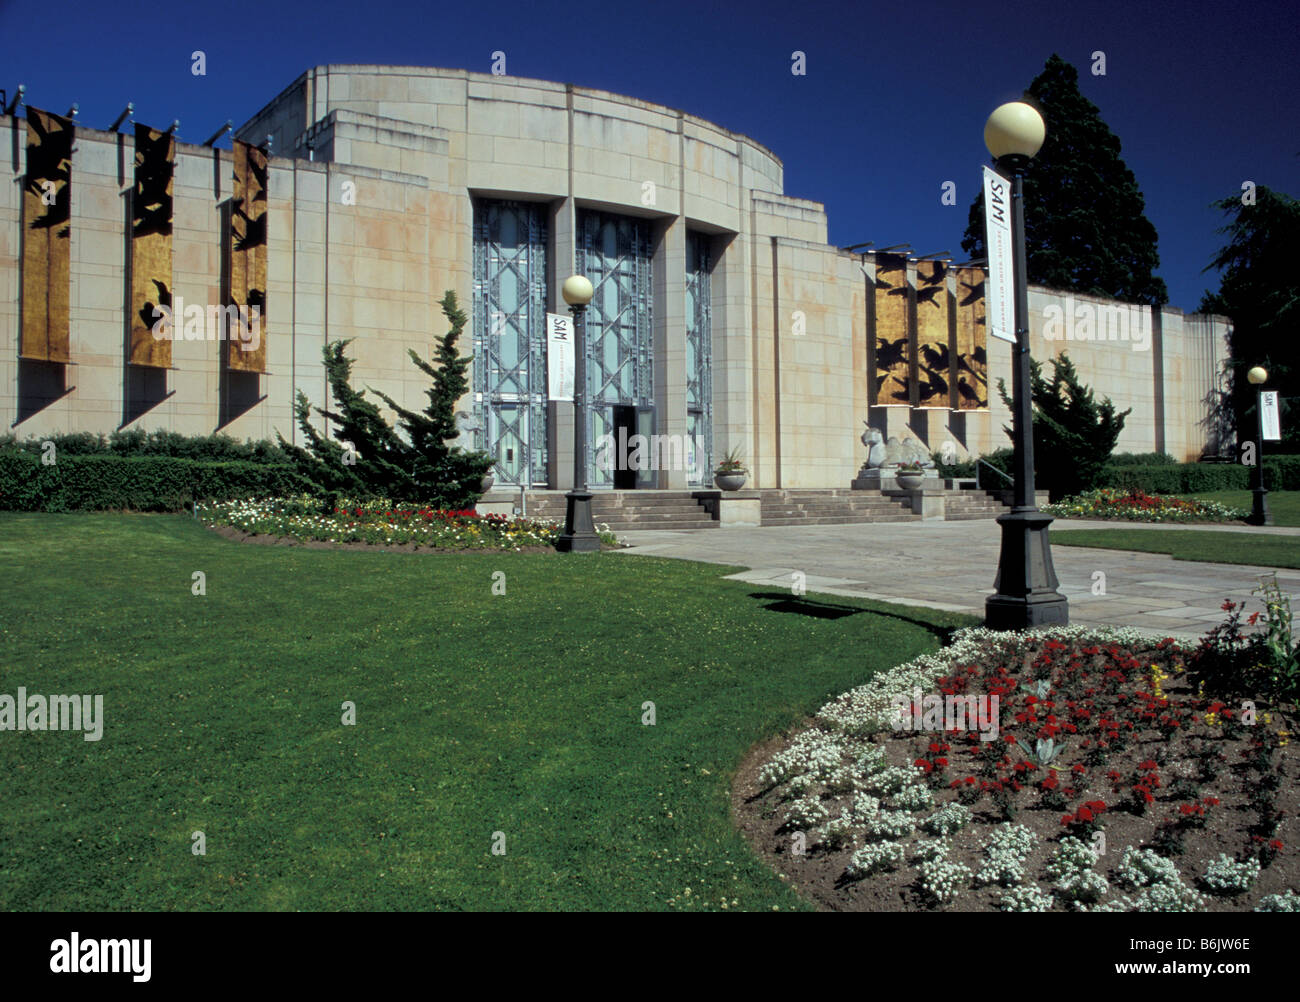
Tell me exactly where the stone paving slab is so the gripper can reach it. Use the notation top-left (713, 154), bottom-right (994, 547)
top-left (612, 520), bottom-right (1299, 641)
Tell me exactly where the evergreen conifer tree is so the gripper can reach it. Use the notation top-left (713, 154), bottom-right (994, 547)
top-left (279, 290), bottom-right (493, 507)
top-left (1200, 186), bottom-right (1300, 452)
top-left (998, 354), bottom-right (1130, 500)
top-left (963, 54), bottom-right (1168, 306)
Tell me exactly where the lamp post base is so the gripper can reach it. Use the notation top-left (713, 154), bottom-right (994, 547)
top-left (1248, 489), bottom-right (1273, 526)
top-left (985, 509), bottom-right (1070, 629)
top-left (556, 490), bottom-right (601, 553)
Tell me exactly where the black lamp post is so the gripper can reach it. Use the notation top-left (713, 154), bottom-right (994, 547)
top-left (983, 101), bottom-right (1069, 630)
top-left (556, 274), bottom-right (601, 553)
top-left (1247, 365), bottom-right (1273, 526)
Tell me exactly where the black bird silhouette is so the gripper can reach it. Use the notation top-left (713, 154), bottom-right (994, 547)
top-left (133, 127), bottom-right (173, 240)
top-left (137, 279), bottom-right (173, 335)
top-left (917, 283), bottom-right (946, 308)
top-left (233, 200), bottom-right (267, 252)
top-left (919, 372), bottom-right (949, 403)
top-left (25, 111), bottom-right (72, 234)
top-left (920, 342), bottom-right (950, 373)
top-left (957, 379), bottom-right (982, 405)
top-left (876, 336), bottom-right (907, 372)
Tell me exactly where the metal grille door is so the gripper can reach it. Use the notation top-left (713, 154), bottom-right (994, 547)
top-left (577, 211), bottom-right (654, 489)
top-left (472, 200), bottom-right (549, 486)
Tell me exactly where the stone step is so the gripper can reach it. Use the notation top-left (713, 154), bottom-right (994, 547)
top-left (761, 514), bottom-right (920, 525)
top-left (762, 499), bottom-right (914, 509)
top-left (595, 523), bottom-right (717, 531)
top-left (527, 503), bottom-right (711, 515)
top-left (759, 506), bottom-right (915, 514)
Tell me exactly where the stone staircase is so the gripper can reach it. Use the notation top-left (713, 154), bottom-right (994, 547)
top-left (519, 490), bottom-right (719, 532)
top-left (759, 489), bottom-right (919, 525)
top-left (943, 489), bottom-right (1011, 520)
top-left (481, 486), bottom-right (1048, 530)
top-left (943, 486), bottom-right (1051, 520)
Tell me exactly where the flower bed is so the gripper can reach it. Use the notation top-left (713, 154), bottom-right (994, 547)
top-left (197, 495), bottom-right (611, 551)
top-left (735, 626), bottom-right (1297, 911)
top-left (1043, 488), bottom-right (1247, 523)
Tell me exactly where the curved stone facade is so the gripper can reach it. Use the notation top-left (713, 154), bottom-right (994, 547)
top-left (0, 65), bottom-right (1231, 488)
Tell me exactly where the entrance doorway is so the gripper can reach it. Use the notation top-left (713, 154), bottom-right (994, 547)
top-left (612, 405), bottom-right (637, 489)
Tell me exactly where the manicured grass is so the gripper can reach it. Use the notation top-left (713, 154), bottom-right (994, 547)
top-left (1051, 527), bottom-right (1300, 568)
top-left (1182, 490), bottom-right (1300, 528)
top-left (0, 512), bottom-right (973, 911)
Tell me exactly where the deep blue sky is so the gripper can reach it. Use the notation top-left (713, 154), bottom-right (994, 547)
top-left (2, 0), bottom-right (1296, 309)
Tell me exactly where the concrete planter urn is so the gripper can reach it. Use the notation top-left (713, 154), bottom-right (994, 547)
top-left (480, 471), bottom-right (495, 493)
top-left (714, 471), bottom-right (748, 491)
top-left (895, 470), bottom-right (925, 491)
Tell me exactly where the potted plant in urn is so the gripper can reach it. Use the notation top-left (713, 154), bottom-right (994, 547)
top-left (895, 459), bottom-right (926, 491)
top-left (714, 446), bottom-right (749, 491)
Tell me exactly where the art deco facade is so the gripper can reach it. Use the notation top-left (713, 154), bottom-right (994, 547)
top-left (0, 66), bottom-right (1231, 489)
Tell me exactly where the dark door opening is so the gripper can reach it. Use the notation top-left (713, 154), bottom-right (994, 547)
top-left (612, 404), bottom-right (637, 489)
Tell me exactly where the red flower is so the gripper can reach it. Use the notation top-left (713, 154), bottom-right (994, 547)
top-left (914, 759), bottom-right (933, 774)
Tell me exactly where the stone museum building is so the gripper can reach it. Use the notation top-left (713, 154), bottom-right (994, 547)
top-left (1, 64), bottom-right (1232, 496)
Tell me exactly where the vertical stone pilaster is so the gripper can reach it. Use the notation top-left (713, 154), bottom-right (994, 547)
top-left (654, 215), bottom-right (687, 488)
top-left (712, 228), bottom-right (749, 491)
top-left (549, 195), bottom-right (575, 489)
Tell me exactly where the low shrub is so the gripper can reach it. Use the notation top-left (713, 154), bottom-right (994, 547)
top-left (0, 450), bottom-right (310, 512)
top-left (1098, 456), bottom-right (1300, 493)
top-left (1187, 581), bottom-right (1300, 706)
top-left (1, 429), bottom-right (292, 464)
top-left (1108, 452), bottom-right (1180, 466)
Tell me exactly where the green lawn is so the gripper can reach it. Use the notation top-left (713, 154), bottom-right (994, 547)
top-left (1051, 527), bottom-right (1300, 568)
top-left (1182, 489), bottom-right (1300, 528)
top-left (0, 512), bottom-right (972, 911)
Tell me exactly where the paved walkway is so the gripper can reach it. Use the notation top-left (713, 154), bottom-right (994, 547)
top-left (612, 519), bottom-right (1300, 640)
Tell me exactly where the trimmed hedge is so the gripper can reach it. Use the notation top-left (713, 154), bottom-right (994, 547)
top-left (936, 450), bottom-right (1300, 494)
top-left (1098, 457), bottom-right (1300, 493)
top-left (0, 451), bottom-right (312, 512)
top-left (0, 429), bottom-right (292, 464)
top-left (1106, 452), bottom-right (1179, 466)
top-left (1099, 464), bottom-right (1247, 493)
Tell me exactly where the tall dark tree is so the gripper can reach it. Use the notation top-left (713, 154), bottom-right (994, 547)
top-left (280, 290), bottom-right (493, 507)
top-left (962, 54), bottom-right (1168, 306)
top-left (1199, 186), bottom-right (1300, 452)
top-left (998, 354), bottom-right (1130, 501)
